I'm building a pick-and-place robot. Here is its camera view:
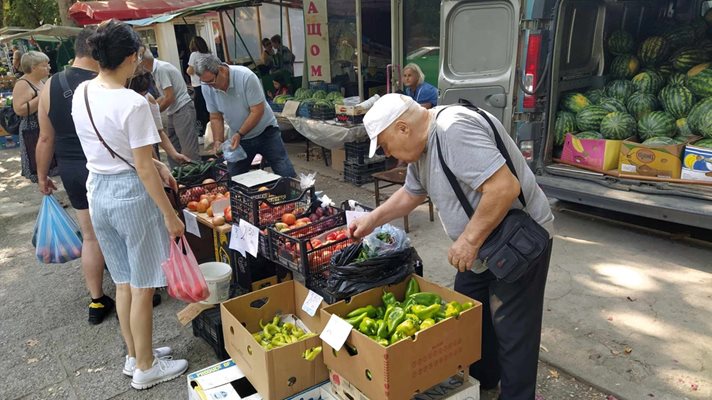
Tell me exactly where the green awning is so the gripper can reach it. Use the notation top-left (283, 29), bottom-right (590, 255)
top-left (0, 24), bottom-right (83, 44)
top-left (125, 0), bottom-right (263, 27)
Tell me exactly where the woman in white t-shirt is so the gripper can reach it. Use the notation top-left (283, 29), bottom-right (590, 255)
top-left (71, 19), bottom-right (188, 390)
top-left (186, 36), bottom-right (211, 131)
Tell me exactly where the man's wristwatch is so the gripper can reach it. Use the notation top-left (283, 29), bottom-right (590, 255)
top-left (237, 130), bottom-right (246, 138)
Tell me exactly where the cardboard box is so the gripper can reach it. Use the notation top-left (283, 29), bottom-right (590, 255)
top-left (560, 133), bottom-right (622, 172)
top-left (330, 148), bottom-right (346, 173)
top-left (187, 359), bottom-right (260, 400)
top-left (320, 275), bottom-right (482, 400)
top-left (329, 370), bottom-right (480, 400)
top-left (221, 281), bottom-right (329, 400)
top-left (618, 138), bottom-right (691, 179)
top-left (334, 104), bottom-right (366, 116)
top-left (681, 141), bottom-right (712, 183)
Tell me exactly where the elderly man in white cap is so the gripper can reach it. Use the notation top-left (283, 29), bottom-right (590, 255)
top-left (350, 94), bottom-right (554, 400)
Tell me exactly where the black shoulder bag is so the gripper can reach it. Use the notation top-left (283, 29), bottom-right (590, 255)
top-left (83, 85), bottom-right (135, 170)
top-left (435, 101), bottom-right (549, 282)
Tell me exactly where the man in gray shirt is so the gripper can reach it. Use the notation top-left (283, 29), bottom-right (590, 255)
top-left (350, 94), bottom-right (554, 400)
top-left (139, 50), bottom-right (198, 166)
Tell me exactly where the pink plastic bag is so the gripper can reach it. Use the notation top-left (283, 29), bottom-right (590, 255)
top-left (162, 236), bottom-right (210, 303)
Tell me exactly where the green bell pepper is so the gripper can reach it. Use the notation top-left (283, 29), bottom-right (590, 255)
top-left (358, 317), bottom-right (378, 336)
top-left (420, 318), bottom-right (435, 330)
top-left (386, 306), bottom-right (406, 336)
top-left (396, 319), bottom-right (418, 337)
top-left (375, 306), bottom-right (386, 320)
top-left (263, 323), bottom-right (279, 339)
top-left (412, 304), bottom-right (441, 321)
top-left (445, 301), bottom-right (464, 318)
top-left (409, 292), bottom-right (442, 306)
top-left (345, 312), bottom-right (368, 327)
top-left (346, 305), bottom-right (378, 319)
top-left (302, 346), bottom-right (322, 361)
top-left (462, 301), bottom-right (474, 311)
top-left (405, 277), bottom-right (420, 299)
top-left (382, 291), bottom-right (398, 307)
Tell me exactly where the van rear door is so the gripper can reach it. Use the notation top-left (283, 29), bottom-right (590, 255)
top-left (438, 0), bottom-right (521, 128)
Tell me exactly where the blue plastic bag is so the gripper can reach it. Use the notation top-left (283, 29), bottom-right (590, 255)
top-left (33, 195), bottom-right (83, 264)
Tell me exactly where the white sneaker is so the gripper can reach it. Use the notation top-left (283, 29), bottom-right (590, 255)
top-left (131, 357), bottom-right (188, 390)
top-left (122, 347), bottom-right (173, 377)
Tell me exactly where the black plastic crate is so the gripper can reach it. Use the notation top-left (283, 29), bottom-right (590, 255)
top-left (340, 200), bottom-right (375, 212)
top-left (310, 105), bottom-right (335, 121)
top-left (344, 141), bottom-right (371, 164)
top-left (268, 207), bottom-right (349, 275)
top-left (229, 177), bottom-right (315, 228)
top-left (343, 160), bottom-right (387, 185)
top-left (269, 101), bottom-right (284, 113)
top-left (192, 306), bottom-right (229, 360)
top-left (234, 251), bottom-right (279, 292)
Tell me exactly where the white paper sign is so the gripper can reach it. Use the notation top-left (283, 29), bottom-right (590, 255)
top-left (183, 209), bottom-right (201, 238)
top-left (282, 100), bottom-right (300, 117)
top-left (320, 314), bottom-right (353, 352)
top-left (212, 198), bottom-right (229, 217)
top-left (240, 219), bottom-right (260, 257)
top-left (301, 290), bottom-right (323, 317)
top-left (346, 210), bottom-right (370, 227)
top-left (229, 224), bottom-right (246, 257)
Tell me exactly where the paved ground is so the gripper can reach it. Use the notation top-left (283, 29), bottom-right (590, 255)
top-left (1, 139), bottom-right (710, 399)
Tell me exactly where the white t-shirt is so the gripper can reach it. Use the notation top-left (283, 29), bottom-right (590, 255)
top-left (188, 52), bottom-right (212, 87)
top-left (72, 81), bottom-right (161, 174)
top-left (145, 93), bottom-right (164, 130)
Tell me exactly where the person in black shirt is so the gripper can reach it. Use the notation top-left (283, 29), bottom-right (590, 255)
top-left (35, 27), bottom-right (116, 325)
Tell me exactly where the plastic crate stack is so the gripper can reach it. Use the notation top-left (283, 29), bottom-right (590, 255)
top-left (191, 306), bottom-right (230, 360)
top-left (343, 141), bottom-right (387, 185)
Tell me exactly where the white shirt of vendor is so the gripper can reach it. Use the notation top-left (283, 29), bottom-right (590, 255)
top-left (404, 106), bottom-right (555, 272)
top-left (152, 59), bottom-right (192, 115)
top-left (72, 81), bottom-right (161, 174)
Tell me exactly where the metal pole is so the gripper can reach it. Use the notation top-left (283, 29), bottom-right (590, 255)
top-left (286, 5), bottom-right (293, 51)
top-left (225, 8), bottom-right (258, 67)
top-left (280, 0), bottom-right (284, 42)
top-left (356, 0), bottom-right (364, 101)
top-left (219, 11), bottom-right (231, 63)
top-left (256, 6), bottom-right (263, 44)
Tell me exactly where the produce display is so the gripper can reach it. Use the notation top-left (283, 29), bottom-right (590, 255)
top-left (251, 314), bottom-right (318, 351)
top-left (339, 278), bottom-right (474, 346)
top-left (171, 160), bottom-right (224, 185)
top-left (183, 182), bottom-right (231, 226)
top-left (555, 16), bottom-right (712, 147)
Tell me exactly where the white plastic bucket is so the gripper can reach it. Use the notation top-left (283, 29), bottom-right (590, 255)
top-left (198, 262), bottom-right (232, 304)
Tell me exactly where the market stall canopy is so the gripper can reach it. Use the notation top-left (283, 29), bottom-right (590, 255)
top-left (68, 0), bottom-right (209, 25)
top-left (124, 0), bottom-right (262, 27)
top-left (0, 24), bottom-right (83, 44)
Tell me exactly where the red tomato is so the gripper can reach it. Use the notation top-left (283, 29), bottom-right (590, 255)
top-left (336, 232), bottom-right (348, 241)
top-left (326, 232), bottom-right (337, 241)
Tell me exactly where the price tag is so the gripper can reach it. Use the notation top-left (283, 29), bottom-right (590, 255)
top-left (320, 314), bottom-right (353, 352)
top-left (212, 198), bottom-right (229, 217)
top-left (183, 209), bottom-right (201, 237)
top-left (346, 210), bottom-right (370, 227)
top-left (282, 100), bottom-right (300, 117)
top-left (229, 223), bottom-right (246, 257)
top-left (301, 290), bottom-right (323, 317)
top-left (239, 219), bottom-right (260, 257)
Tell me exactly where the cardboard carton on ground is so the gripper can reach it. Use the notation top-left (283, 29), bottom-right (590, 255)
top-left (618, 137), bottom-right (695, 179)
top-left (559, 133), bottom-right (622, 172)
top-left (331, 148), bottom-right (346, 173)
top-left (320, 274), bottom-right (482, 400)
top-left (221, 281), bottom-right (328, 400)
top-left (329, 370), bottom-right (480, 400)
top-left (681, 141), bottom-right (712, 183)
top-left (186, 359), bottom-right (260, 400)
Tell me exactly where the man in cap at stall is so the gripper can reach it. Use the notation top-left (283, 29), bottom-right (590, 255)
top-left (349, 94), bottom-right (554, 400)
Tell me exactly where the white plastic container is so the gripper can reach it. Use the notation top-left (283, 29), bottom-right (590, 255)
top-left (198, 262), bottom-right (232, 304)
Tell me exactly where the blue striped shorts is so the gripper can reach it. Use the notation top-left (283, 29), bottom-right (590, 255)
top-left (87, 171), bottom-right (169, 288)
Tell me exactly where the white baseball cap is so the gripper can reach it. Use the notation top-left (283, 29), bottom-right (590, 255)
top-left (363, 94), bottom-right (416, 158)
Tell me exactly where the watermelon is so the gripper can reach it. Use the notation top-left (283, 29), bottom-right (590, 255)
top-left (687, 97), bottom-right (712, 138)
top-left (598, 97), bottom-right (627, 113)
top-left (668, 72), bottom-right (687, 85)
top-left (642, 137), bottom-right (677, 146)
top-left (606, 80), bottom-right (636, 102)
top-left (294, 88), bottom-right (314, 100)
top-left (659, 84), bottom-right (695, 119)
top-left (585, 88), bottom-right (606, 104)
top-left (577, 131), bottom-right (604, 139)
top-left (576, 106), bottom-right (609, 131)
top-left (608, 30), bottom-right (636, 55)
top-left (273, 95), bottom-right (293, 105)
top-left (671, 47), bottom-right (710, 72)
top-left (312, 90), bottom-right (327, 100)
top-left (610, 55), bottom-right (640, 79)
top-left (631, 70), bottom-right (665, 94)
top-left (699, 39), bottom-right (712, 55)
top-left (600, 112), bottom-right (637, 140)
top-left (671, 136), bottom-right (690, 144)
top-left (686, 63), bottom-right (712, 98)
top-left (663, 25), bottom-right (696, 49)
top-left (693, 138), bottom-right (712, 148)
top-left (637, 111), bottom-right (677, 139)
top-left (638, 37), bottom-right (670, 66)
top-left (675, 118), bottom-right (694, 137)
top-left (554, 112), bottom-right (578, 146)
top-left (561, 92), bottom-right (591, 113)
top-left (626, 92), bottom-right (659, 120)
top-left (658, 64), bottom-right (674, 79)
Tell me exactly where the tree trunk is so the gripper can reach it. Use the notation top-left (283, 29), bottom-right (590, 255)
top-left (56, 0), bottom-right (76, 26)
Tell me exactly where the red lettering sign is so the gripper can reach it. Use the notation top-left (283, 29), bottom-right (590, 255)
top-left (307, 1), bottom-right (318, 13)
top-left (307, 23), bottom-right (322, 36)
top-left (310, 65), bottom-right (323, 76)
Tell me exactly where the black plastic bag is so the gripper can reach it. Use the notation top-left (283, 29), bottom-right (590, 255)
top-left (0, 106), bottom-right (21, 136)
top-left (325, 243), bottom-right (422, 300)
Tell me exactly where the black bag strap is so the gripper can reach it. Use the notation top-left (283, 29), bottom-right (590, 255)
top-left (434, 100), bottom-right (526, 219)
top-left (57, 70), bottom-right (73, 99)
top-left (83, 84), bottom-right (136, 170)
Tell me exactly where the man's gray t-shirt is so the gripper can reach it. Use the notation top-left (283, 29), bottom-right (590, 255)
top-left (201, 65), bottom-right (277, 140)
top-left (404, 106), bottom-right (554, 271)
top-left (152, 59), bottom-right (192, 115)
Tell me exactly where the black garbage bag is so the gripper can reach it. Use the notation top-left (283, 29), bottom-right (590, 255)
top-left (326, 243), bottom-right (422, 299)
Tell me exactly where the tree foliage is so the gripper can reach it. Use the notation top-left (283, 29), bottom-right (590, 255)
top-left (3, 0), bottom-right (61, 28)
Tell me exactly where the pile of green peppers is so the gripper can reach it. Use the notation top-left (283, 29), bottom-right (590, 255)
top-left (252, 315), bottom-right (317, 351)
top-left (342, 278), bottom-right (474, 346)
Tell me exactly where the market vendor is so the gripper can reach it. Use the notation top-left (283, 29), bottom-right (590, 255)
top-left (349, 94), bottom-right (554, 400)
top-left (402, 63), bottom-right (438, 109)
top-left (194, 54), bottom-right (296, 178)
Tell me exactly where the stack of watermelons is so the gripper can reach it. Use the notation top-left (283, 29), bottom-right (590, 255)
top-left (554, 9), bottom-right (712, 148)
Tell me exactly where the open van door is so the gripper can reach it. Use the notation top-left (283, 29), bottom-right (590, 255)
top-left (439, 0), bottom-right (521, 130)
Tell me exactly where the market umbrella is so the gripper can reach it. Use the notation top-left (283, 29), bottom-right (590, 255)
top-left (0, 25), bottom-right (83, 44)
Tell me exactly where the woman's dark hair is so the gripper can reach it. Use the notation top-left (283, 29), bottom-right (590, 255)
top-left (189, 36), bottom-right (210, 54)
top-left (87, 19), bottom-right (141, 70)
top-left (128, 71), bottom-right (153, 94)
top-left (270, 34), bottom-right (282, 45)
top-left (262, 38), bottom-right (271, 48)
top-left (272, 74), bottom-right (288, 87)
